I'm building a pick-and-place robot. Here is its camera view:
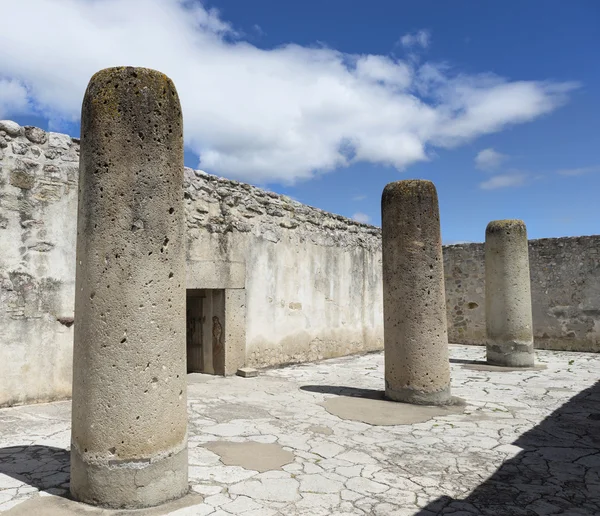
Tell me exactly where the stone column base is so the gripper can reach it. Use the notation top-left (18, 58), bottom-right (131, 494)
top-left (385, 384), bottom-right (453, 406)
top-left (70, 444), bottom-right (188, 509)
top-left (487, 340), bottom-right (535, 367)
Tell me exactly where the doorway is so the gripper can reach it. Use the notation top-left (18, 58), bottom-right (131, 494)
top-left (186, 289), bottom-right (225, 375)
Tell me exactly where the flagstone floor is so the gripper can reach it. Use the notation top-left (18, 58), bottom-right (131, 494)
top-left (1, 344), bottom-right (599, 515)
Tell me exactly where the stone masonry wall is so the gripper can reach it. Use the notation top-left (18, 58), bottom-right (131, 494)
top-left (0, 121), bottom-right (383, 407)
top-left (182, 167), bottom-right (383, 368)
top-left (445, 238), bottom-right (600, 352)
top-left (0, 121), bottom-right (79, 407)
top-left (1, 120), bottom-right (598, 406)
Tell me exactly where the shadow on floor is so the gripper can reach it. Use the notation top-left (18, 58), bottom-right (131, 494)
top-left (0, 445), bottom-right (70, 496)
top-left (300, 385), bottom-right (385, 400)
top-left (415, 380), bottom-right (600, 515)
top-left (449, 358), bottom-right (481, 365)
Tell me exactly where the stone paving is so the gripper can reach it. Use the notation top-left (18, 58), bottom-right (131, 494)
top-left (0, 344), bottom-right (599, 515)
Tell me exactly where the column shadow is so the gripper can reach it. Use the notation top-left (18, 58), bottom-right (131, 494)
top-left (0, 445), bottom-right (70, 496)
top-left (300, 385), bottom-right (385, 400)
top-left (449, 358), bottom-right (482, 365)
top-left (415, 380), bottom-right (600, 515)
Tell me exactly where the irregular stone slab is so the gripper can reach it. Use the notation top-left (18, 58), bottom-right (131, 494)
top-left (205, 403), bottom-right (270, 422)
top-left (4, 492), bottom-right (204, 515)
top-left (0, 120), bottom-right (22, 137)
top-left (307, 425), bottom-right (333, 435)
top-left (24, 126), bottom-right (47, 145)
top-left (204, 441), bottom-right (294, 473)
top-left (228, 473), bottom-right (300, 502)
top-left (321, 395), bottom-right (465, 426)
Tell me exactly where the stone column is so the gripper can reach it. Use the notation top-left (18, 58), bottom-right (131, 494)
top-left (485, 219), bottom-right (535, 367)
top-left (381, 180), bottom-right (452, 405)
top-left (71, 67), bottom-right (188, 508)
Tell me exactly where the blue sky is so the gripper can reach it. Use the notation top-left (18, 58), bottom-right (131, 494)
top-left (1, 0), bottom-right (598, 242)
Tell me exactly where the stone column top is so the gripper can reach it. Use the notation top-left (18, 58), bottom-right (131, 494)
top-left (486, 219), bottom-right (527, 233)
top-left (381, 179), bottom-right (438, 201)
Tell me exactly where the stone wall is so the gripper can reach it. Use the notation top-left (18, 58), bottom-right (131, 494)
top-left (183, 168), bottom-right (383, 368)
top-left (1, 120), bottom-right (598, 406)
top-left (0, 121), bottom-right (79, 407)
top-left (445, 237), bottom-right (600, 352)
top-left (0, 120), bottom-right (383, 407)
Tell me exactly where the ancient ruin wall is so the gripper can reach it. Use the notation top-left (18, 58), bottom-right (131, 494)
top-left (445, 238), bottom-right (600, 352)
top-left (0, 121), bottom-right (78, 407)
top-left (0, 121), bottom-right (383, 406)
top-left (1, 121), bottom-right (598, 406)
top-left (183, 168), bottom-right (383, 368)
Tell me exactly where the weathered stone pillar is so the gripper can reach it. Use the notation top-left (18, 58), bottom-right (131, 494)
top-left (381, 180), bottom-right (452, 405)
top-left (485, 219), bottom-right (534, 367)
top-left (71, 67), bottom-right (188, 508)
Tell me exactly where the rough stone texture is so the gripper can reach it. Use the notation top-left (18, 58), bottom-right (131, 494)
top-left (70, 67), bottom-right (188, 508)
top-left (485, 219), bottom-right (535, 367)
top-left (224, 288), bottom-right (247, 375)
top-left (0, 120), bottom-right (23, 137)
top-left (236, 367), bottom-right (259, 378)
top-left (0, 120), bottom-right (382, 407)
top-left (444, 243), bottom-right (486, 344)
top-left (1, 120), bottom-right (598, 408)
top-left (0, 122), bottom-right (79, 408)
top-left (445, 236), bottom-right (600, 352)
top-left (381, 180), bottom-right (452, 405)
top-left (1, 345), bottom-right (599, 515)
top-left (183, 168), bottom-right (383, 370)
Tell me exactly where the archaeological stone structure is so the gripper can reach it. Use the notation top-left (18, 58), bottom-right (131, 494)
top-left (381, 180), bottom-right (452, 405)
top-left (0, 118), bottom-right (598, 408)
top-left (444, 236), bottom-right (599, 352)
top-left (70, 67), bottom-right (188, 507)
top-left (485, 220), bottom-right (535, 367)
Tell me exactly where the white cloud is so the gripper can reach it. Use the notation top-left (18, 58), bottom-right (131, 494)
top-left (400, 30), bottom-right (431, 49)
top-left (479, 173), bottom-right (527, 190)
top-left (475, 148), bottom-right (507, 171)
top-left (352, 212), bottom-right (371, 224)
top-left (352, 194), bottom-right (367, 201)
top-left (0, 0), bottom-right (579, 184)
top-left (556, 166), bottom-right (600, 176)
top-left (0, 78), bottom-right (30, 118)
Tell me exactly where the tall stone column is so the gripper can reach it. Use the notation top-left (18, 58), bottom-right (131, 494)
top-left (70, 67), bottom-right (188, 508)
top-left (485, 219), bottom-right (535, 367)
top-left (381, 180), bottom-right (452, 405)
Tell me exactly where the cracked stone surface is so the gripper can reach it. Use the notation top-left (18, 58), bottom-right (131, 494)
top-left (1, 345), bottom-right (599, 515)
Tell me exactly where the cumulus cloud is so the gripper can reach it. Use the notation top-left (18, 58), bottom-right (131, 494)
top-left (399, 30), bottom-right (431, 49)
top-left (0, 78), bottom-right (30, 118)
top-left (475, 148), bottom-right (507, 171)
top-left (352, 212), bottom-right (371, 224)
top-left (479, 173), bottom-right (527, 190)
top-left (0, 0), bottom-right (578, 184)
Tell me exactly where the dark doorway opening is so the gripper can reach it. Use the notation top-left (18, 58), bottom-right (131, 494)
top-left (186, 289), bottom-right (225, 375)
